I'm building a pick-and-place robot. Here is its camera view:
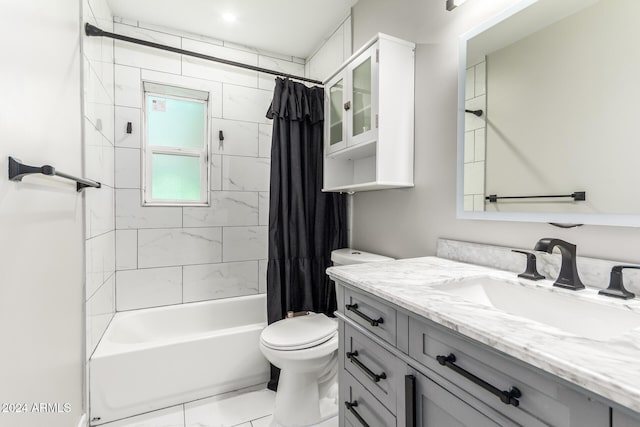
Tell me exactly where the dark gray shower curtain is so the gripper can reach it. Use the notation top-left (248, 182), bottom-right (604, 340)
top-left (265, 78), bottom-right (347, 389)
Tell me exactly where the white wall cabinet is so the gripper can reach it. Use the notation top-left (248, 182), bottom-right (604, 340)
top-left (323, 34), bottom-right (415, 193)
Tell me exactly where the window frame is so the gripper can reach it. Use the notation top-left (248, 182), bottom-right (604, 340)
top-left (141, 84), bottom-right (211, 207)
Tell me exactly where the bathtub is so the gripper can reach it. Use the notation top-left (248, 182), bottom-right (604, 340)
top-left (89, 294), bottom-right (269, 425)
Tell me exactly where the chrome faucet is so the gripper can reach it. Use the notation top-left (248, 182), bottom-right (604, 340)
top-left (533, 238), bottom-right (586, 290)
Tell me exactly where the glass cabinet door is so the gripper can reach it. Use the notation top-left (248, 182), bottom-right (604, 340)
top-left (347, 44), bottom-right (378, 148)
top-left (352, 56), bottom-right (372, 138)
top-left (327, 75), bottom-right (346, 153)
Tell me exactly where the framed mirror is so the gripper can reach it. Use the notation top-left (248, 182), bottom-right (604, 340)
top-left (456, 0), bottom-right (640, 226)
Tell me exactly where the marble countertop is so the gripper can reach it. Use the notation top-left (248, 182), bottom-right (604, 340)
top-left (327, 257), bottom-right (640, 414)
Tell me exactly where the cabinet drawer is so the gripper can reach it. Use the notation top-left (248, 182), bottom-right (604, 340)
top-left (344, 287), bottom-right (397, 346)
top-left (344, 323), bottom-right (403, 414)
top-left (342, 369), bottom-right (396, 427)
top-left (408, 317), bottom-right (608, 427)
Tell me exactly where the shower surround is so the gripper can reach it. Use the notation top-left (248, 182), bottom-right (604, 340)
top-left (111, 20), bottom-right (307, 311)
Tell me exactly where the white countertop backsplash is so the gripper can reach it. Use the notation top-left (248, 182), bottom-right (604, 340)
top-left (327, 239), bottom-right (640, 414)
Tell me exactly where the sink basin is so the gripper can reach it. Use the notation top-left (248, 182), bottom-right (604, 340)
top-left (437, 276), bottom-right (640, 341)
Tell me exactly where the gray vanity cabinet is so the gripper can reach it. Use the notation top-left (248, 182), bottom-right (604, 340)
top-left (336, 282), bottom-right (612, 427)
top-left (409, 368), bottom-right (518, 427)
top-left (611, 409), bottom-right (640, 426)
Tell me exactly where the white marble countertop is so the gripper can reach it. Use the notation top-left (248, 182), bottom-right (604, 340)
top-left (327, 257), bottom-right (640, 414)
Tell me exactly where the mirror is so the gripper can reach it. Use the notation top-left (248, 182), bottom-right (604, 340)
top-left (457, 0), bottom-right (640, 226)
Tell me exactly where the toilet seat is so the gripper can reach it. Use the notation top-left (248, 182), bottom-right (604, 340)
top-left (261, 313), bottom-right (337, 351)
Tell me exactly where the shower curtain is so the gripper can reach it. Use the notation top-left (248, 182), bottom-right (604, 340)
top-left (265, 78), bottom-right (347, 389)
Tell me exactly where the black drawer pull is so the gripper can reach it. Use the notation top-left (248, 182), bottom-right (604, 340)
top-left (436, 353), bottom-right (522, 407)
top-left (346, 351), bottom-right (387, 383)
top-left (346, 303), bottom-right (384, 327)
top-left (345, 400), bottom-right (370, 427)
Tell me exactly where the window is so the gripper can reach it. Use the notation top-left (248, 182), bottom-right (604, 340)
top-left (142, 82), bottom-right (210, 206)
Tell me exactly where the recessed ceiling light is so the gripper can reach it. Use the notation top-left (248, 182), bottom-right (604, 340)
top-left (222, 13), bottom-right (236, 23)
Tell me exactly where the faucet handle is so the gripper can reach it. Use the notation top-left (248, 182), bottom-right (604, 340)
top-left (599, 265), bottom-right (639, 300)
top-left (512, 250), bottom-right (545, 281)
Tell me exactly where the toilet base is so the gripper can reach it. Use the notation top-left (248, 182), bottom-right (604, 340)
top-left (271, 372), bottom-right (338, 427)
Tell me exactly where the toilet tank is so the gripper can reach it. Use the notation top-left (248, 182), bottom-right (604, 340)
top-left (331, 248), bottom-right (394, 266)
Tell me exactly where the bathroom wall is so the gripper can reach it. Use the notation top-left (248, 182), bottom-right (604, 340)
top-left (350, 0), bottom-right (640, 263)
top-left (0, 0), bottom-right (85, 426)
top-left (112, 20), bottom-right (305, 311)
top-left (83, 0), bottom-right (116, 362)
top-left (305, 16), bottom-right (352, 82)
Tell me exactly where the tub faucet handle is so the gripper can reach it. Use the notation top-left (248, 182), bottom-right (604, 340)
top-left (599, 265), bottom-right (639, 300)
top-left (512, 250), bottom-right (545, 281)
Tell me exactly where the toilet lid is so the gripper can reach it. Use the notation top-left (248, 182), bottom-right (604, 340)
top-left (261, 313), bottom-right (338, 351)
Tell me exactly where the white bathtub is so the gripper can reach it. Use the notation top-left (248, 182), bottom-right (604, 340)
top-left (90, 294), bottom-right (269, 425)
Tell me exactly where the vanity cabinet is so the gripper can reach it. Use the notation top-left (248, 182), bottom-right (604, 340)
top-left (612, 409), bottom-right (640, 426)
top-left (323, 33), bottom-right (414, 193)
top-left (336, 283), bottom-right (611, 427)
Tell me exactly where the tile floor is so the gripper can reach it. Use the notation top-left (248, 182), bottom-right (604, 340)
top-left (99, 388), bottom-right (338, 427)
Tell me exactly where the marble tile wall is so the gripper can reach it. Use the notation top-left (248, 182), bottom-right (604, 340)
top-left (463, 60), bottom-right (486, 212)
top-left (112, 20), bottom-right (305, 311)
top-left (83, 0), bottom-right (115, 360)
top-left (436, 238), bottom-right (640, 294)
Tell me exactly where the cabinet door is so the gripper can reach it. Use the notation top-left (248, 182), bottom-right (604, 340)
top-left (325, 72), bottom-right (347, 154)
top-left (612, 408), bottom-right (640, 426)
top-left (346, 44), bottom-right (379, 148)
top-left (409, 370), bottom-right (521, 427)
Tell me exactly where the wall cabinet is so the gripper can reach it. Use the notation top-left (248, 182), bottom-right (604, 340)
top-left (323, 34), bottom-right (415, 193)
top-left (336, 282), bottom-right (618, 427)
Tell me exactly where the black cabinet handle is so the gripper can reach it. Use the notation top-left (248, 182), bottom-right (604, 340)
top-left (346, 351), bottom-right (387, 383)
top-left (346, 303), bottom-right (384, 327)
top-left (405, 375), bottom-right (416, 427)
top-left (436, 353), bottom-right (522, 407)
top-left (345, 400), bottom-right (369, 427)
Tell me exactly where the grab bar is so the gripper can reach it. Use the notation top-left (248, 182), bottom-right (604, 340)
top-left (8, 156), bottom-right (101, 192)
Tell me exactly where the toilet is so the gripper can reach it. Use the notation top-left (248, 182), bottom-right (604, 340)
top-left (260, 248), bottom-right (393, 427)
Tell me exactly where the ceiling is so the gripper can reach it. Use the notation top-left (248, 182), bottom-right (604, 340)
top-left (107, 0), bottom-right (357, 58)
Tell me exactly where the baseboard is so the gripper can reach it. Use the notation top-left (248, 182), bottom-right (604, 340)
top-left (77, 413), bottom-right (87, 427)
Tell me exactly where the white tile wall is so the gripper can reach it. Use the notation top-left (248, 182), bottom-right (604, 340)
top-left (222, 156), bottom-right (270, 191)
top-left (257, 56), bottom-right (305, 91)
top-left (115, 147), bottom-right (140, 188)
top-left (222, 84), bottom-right (273, 124)
top-left (115, 189), bottom-right (182, 229)
top-left (86, 274), bottom-right (115, 356)
top-left (116, 267), bottom-right (182, 310)
top-left (182, 38), bottom-right (258, 87)
top-left (115, 106), bottom-right (141, 148)
top-left (183, 192), bottom-right (259, 227)
top-left (211, 118), bottom-right (259, 157)
top-left (83, 0), bottom-right (115, 362)
top-left (115, 229), bottom-right (137, 270)
top-left (258, 124), bottom-right (272, 158)
top-left (112, 20), bottom-right (302, 311)
top-left (223, 226), bottom-right (268, 262)
top-left (138, 227), bottom-right (223, 268)
top-left (114, 24), bottom-right (182, 74)
top-left (115, 64), bottom-right (141, 108)
top-left (183, 261), bottom-right (259, 302)
top-left (258, 192), bottom-right (269, 226)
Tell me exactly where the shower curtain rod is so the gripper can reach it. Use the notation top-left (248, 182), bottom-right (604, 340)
top-left (84, 23), bottom-right (324, 86)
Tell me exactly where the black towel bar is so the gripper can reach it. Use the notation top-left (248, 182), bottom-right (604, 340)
top-left (8, 156), bottom-right (101, 192)
top-left (486, 191), bottom-right (585, 203)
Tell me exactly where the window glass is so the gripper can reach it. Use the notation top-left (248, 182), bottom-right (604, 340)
top-left (151, 154), bottom-right (201, 201)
